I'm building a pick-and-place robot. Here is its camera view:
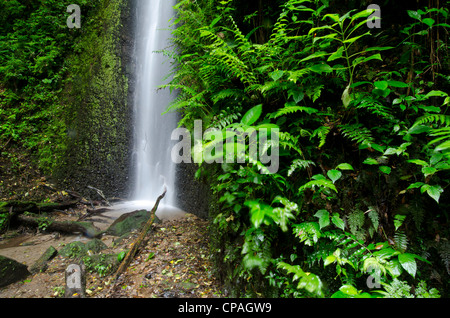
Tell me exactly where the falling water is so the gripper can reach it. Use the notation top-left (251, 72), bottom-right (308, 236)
top-left (118, 0), bottom-right (184, 220)
top-left (133, 0), bottom-right (177, 204)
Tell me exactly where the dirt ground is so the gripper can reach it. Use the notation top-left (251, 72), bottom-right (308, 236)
top-left (0, 212), bottom-right (225, 298)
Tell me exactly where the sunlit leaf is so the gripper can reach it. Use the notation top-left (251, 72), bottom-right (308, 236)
top-left (398, 253), bottom-right (417, 277)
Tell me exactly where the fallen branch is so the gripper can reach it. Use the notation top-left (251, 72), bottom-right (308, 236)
top-left (114, 188), bottom-right (166, 281)
top-left (87, 186), bottom-right (111, 206)
top-left (77, 207), bottom-right (111, 221)
top-left (17, 215), bottom-right (102, 238)
top-left (0, 200), bottom-right (80, 215)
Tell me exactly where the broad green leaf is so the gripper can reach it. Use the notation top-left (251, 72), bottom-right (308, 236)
top-left (324, 255), bottom-right (336, 266)
top-left (363, 158), bottom-right (379, 165)
top-left (435, 140), bottom-right (450, 152)
top-left (269, 70), bottom-right (284, 81)
top-left (327, 46), bottom-right (344, 62)
top-left (336, 163), bottom-right (354, 170)
top-left (363, 257), bottom-right (386, 276)
top-left (373, 247), bottom-right (399, 260)
top-left (322, 13), bottom-right (340, 22)
top-left (246, 200), bottom-right (265, 228)
top-left (297, 272), bottom-right (324, 297)
top-left (374, 81), bottom-right (388, 90)
top-left (387, 80), bottom-right (409, 88)
top-left (364, 46), bottom-right (394, 52)
top-left (299, 179), bottom-right (338, 193)
top-left (407, 10), bottom-right (421, 21)
top-left (331, 290), bottom-right (349, 298)
top-left (241, 104), bottom-right (262, 126)
top-left (339, 284), bottom-right (358, 296)
top-left (426, 185), bottom-right (443, 203)
top-left (398, 253), bottom-right (417, 277)
top-left (385, 259), bottom-right (402, 278)
top-left (369, 143), bottom-right (386, 153)
top-left (309, 63), bottom-right (333, 73)
top-left (359, 53), bottom-right (383, 65)
top-left (407, 159), bottom-right (428, 166)
top-left (308, 25), bottom-right (335, 36)
top-left (339, 9), bottom-right (357, 22)
top-left (407, 182), bottom-right (425, 190)
top-left (422, 166), bottom-right (437, 177)
top-left (327, 169), bottom-right (342, 183)
top-left (384, 147), bottom-right (398, 155)
top-left (331, 213), bottom-right (345, 230)
top-left (422, 18), bottom-right (435, 27)
top-left (379, 166), bottom-right (391, 175)
top-left (344, 32), bottom-right (370, 45)
top-left (300, 51), bottom-right (329, 62)
top-left (424, 90), bottom-right (448, 99)
top-left (314, 209), bottom-right (330, 229)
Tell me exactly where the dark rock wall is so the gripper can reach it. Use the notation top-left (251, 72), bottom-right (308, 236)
top-left (55, 0), bottom-right (135, 199)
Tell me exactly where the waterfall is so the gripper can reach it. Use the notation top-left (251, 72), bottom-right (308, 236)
top-left (133, 0), bottom-right (177, 206)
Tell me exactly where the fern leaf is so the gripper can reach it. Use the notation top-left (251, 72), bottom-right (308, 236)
top-left (413, 114), bottom-right (450, 128)
top-left (273, 104), bottom-right (318, 118)
top-left (288, 159), bottom-right (316, 176)
top-left (394, 231), bottom-right (408, 253)
top-left (311, 125), bottom-right (331, 148)
top-left (357, 100), bottom-right (394, 121)
top-left (279, 131), bottom-right (303, 156)
top-left (347, 209), bottom-right (365, 240)
top-left (339, 123), bottom-right (374, 147)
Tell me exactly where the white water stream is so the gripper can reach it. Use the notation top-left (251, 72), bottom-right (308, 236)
top-left (120, 0), bottom-right (184, 220)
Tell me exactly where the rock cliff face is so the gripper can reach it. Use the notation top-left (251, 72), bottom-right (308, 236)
top-left (54, 0), bottom-right (211, 218)
top-left (55, 0), bottom-right (135, 199)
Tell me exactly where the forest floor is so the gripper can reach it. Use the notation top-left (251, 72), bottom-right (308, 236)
top-left (0, 145), bottom-right (225, 298)
top-left (0, 209), bottom-right (225, 298)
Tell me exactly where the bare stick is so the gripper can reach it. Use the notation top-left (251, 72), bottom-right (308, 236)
top-left (114, 188), bottom-right (166, 281)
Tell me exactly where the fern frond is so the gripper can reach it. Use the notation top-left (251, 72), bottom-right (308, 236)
top-left (288, 159), bottom-right (316, 176)
top-left (412, 114), bottom-right (450, 128)
top-left (279, 131), bottom-right (303, 156)
top-left (367, 207), bottom-right (379, 238)
top-left (273, 105), bottom-right (318, 118)
top-left (347, 209), bottom-right (365, 240)
top-left (357, 100), bottom-right (394, 121)
top-left (211, 89), bottom-right (245, 104)
top-left (306, 84), bottom-right (324, 102)
top-left (339, 123), bottom-right (374, 147)
top-left (394, 231), bottom-right (408, 253)
top-left (311, 125), bottom-right (331, 148)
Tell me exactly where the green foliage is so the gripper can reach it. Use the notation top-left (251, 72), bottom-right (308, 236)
top-left (172, 0), bottom-right (449, 297)
top-left (0, 1), bottom-right (100, 173)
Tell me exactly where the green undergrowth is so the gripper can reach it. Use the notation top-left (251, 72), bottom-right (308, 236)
top-left (170, 0), bottom-right (450, 297)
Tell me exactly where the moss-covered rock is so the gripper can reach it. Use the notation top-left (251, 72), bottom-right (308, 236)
top-left (29, 246), bottom-right (58, 274)
top-left (59, 241), bottom-right (87, 258)
top-left (85, 238), bottom-right (108, 254)
top-left (0, 255), bottom-right (30, 287)
top-left (59, 238), bottom-right (108, 259)
top-left (106, 209), bottom-right (160, 237)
